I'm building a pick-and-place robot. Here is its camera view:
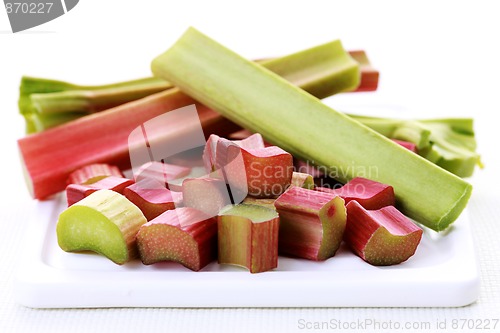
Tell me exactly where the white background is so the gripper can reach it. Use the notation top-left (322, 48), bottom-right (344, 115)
top-left (1, 1), bottom-right (499, 332)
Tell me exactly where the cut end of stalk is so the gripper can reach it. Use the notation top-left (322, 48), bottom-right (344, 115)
top-left (136, 207), bottom-right (217, 271)
top-left (57, 190), bottom-right (147, 265)
top-left (436, 182), bottom-right (473, 231)
top-left (182, 177), bottom-right (232, 216)
top-left (345, 201), bottom-right (423, 266)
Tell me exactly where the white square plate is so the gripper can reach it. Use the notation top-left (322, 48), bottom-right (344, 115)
top-left (14, 192), bottom-right (479, 308)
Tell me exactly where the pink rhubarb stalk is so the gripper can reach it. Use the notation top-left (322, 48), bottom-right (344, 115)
top-left (136, 207), bottom-right (217, 271)
top-left (225, 145), bottom-right (293, 198)
top-left (202, 133), bottom-right (265, 173)
top-left (344, 200), bottom-right (423, 266)
top-left (274, 186), bottom-right (346, 261)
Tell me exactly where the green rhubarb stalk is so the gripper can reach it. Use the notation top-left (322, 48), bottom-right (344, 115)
top-left (349, 115), bottom-right (482, 178)
top-left (349, 115), bottom-right (432, 150)
top-left (31, 81), bottom-right (171, 115)
top-left (19, 76), bottom-right (171, 133)
top-left (258, 40), bottom-right (360, 99)
top-left (151, 27), bottom-right (472, 231)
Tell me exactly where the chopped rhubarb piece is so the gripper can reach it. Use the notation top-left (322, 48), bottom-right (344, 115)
top-left (290, 172), bottom-right (315, 189)
top-left (218, 204), bottom-right (279, 273)
top-left (135, 161), bottom-right (191, 187)
top-left (182, 177), bottom-right (231, 216)
top-left (225, 145), bottom-right (293, 198)
top-left (57, 189), bottom-right (147, 265)
top-left (344, 201), bottom-right (423, 266)
top-left (123, 179), bottom-right (183, 221)
top-left (66, 176), bottom-right (134, 206)
top-left (202, 133), bottom-right (265, 173)
top-left (392, 139), bottom-right (418, 153)
top-left (348, 50), bottom-right (379, 92)
top-left (274, 187), bottom-right (346, 261)
top-left (136, 207), bottom-right (217, 271)
top-left (67, 163), bottom-right (124, 185)
top-left (316, 177), bottom-right (395, 210)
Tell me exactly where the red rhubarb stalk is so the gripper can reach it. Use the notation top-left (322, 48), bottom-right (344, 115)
top-left (136, 207), bottom-right (217, 271)
top-left (344, 201), bottom-right (423, 266)
top-left (225, 145), bottom-right (293, 198)
top-left (274, 186), bottom-right (346, 261)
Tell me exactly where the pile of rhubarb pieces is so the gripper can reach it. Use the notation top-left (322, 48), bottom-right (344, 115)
top-left (17, 28), bottom-right (481, 273)
top-left (57, 133), bottom-right (423, 273)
